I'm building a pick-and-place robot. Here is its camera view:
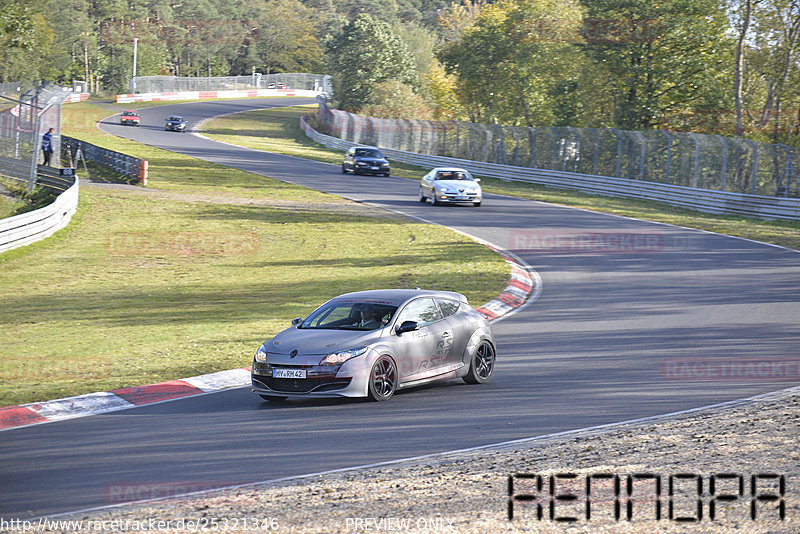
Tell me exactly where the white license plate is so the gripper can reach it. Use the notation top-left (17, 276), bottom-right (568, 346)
top-left (273, 368), bottom-right (306, 379)
top-left (371, 166), bottom-right (379, 170)
top-left (455, 196), bottom-right (469, 201)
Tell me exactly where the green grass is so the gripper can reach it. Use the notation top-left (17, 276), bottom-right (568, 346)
top-left (204, 106), bottom-right (800, 251)
top-left (0, 100), bottom-right (510, 406)
top-left (0, 194), bottom-right (21, 218)
top-left (0, 178), bottom-right (60, 217)
top-left (203, 105), bottom-right (428, 179)
top-left (61, 102), bottom-right (341, 199)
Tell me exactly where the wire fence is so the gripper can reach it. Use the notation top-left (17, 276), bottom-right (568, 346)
top-left (316, 100), bottom-right (800, 198)
top-left (0, 82), bottom-right (70, 189)
top-left (130, 73), bottom-right (333, 94)
top-left (61, 136), bottom-right (147, 183)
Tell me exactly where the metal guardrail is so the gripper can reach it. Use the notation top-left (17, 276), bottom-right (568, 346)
top-left (35, 166), bottom-right (75, 191)
top-left (62, 136), bottom-right (147, 183)
top-left (0, 155), bottom-right (76, 191)
top-left (300, 116), bottom-right (800, 221)
top-left (316, 100), bottom-right (800, 200)
top-left (130, 73), bottom-right (333, 94)
top-left (0, 172), bottom-right (79, 253)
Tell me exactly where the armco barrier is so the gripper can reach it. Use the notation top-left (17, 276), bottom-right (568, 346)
top-left (116, 88), bottom-right (321, 104)
top-left (0, 172), bottom-right (78, 253)
top-left (300, 116), bottom-right (800, 221)
top-left (62, 136), bottom-right (147, 184)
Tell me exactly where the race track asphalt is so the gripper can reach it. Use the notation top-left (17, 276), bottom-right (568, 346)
top-left (2, 97), bottom-right (798, 519)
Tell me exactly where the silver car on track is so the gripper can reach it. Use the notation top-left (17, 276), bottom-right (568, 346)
top-left (251, 289), bottom-right (496, 402)
top-left (419, 167), bottom-right (482, 206)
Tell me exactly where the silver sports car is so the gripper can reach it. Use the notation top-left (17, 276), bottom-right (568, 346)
top-left (419, 167), bottom-right (482, 206)
top-left (251, 289), bottom-right (496, 401)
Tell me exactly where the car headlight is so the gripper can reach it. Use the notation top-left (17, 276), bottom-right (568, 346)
top-left (320, 347), bottom-right (368, 365)
top-left (381, 163), bottom-right (389, 167)
top-left (254, 348), bottom-right (268, 363)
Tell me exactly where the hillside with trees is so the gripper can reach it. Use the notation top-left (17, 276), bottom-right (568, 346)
top-left (0, 0), bottom-right (797, 144)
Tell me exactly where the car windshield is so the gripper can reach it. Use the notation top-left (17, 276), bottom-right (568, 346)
top-left (300, 299), bottom-right (398, 330)
top-left (435, 171), bottom-right (472, 181)
top-left (124, 112), bottom-right (138, 116)
top-left (168, 117), bottom-right (183, 121)
top-left (354, 149), bottom-right (382, 158)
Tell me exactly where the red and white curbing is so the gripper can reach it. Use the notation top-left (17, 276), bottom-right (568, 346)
top-left (0, 369), bottom-right (251, 431)
top-left (475, 249), bottom-right (536, 320)
top-left (0, 255), bottom-right (536, 432)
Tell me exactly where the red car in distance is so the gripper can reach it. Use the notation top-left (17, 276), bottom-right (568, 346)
top-left (120, 110), bottom-right (140, 126)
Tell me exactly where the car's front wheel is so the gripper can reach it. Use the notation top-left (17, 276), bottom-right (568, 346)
top-left (474, 201), bottom-right (482, 207)
top-left (341, 165), bottom-right (348, 174)
top-left (368, 356), bottom-right (397, 401)
top-left (463, 341), bottom-right (495, 384)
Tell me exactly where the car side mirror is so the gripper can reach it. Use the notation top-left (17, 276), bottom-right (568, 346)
top-left (395, 320), bottom-right (418, 335)
top-left (291, 317), bottom-right (303, 326)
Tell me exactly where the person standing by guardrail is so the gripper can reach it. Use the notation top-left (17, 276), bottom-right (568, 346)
top-left (42, 128), bottom-right (55, 166)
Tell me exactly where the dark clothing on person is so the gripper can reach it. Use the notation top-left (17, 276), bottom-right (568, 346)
top-left (42, 130), bottom-right (54, 166)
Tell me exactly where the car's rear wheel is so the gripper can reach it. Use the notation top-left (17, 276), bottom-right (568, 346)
top-left (368, 356), bottom-right (397, 401)
top-left (463, 341), bottom-right (495, 384)
top-left (259, 394), bottom-right (288, 402)
top-left (418, 190), bottom-right (427, 203)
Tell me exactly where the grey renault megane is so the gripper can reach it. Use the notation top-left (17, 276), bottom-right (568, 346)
top-left (251, 289), bottom-right (496, 402)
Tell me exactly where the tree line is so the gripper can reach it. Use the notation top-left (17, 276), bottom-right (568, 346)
top-left (1, 0), bottom-right (798, 144)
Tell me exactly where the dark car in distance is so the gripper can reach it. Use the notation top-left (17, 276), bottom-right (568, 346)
top-left (341, 146), bottom-right (390, 176)
top-left (165, 116), bottom-right (187, 132)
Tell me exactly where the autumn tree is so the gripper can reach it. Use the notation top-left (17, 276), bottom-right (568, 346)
top-left (438, 0), bottom-right (585, 126)
top-left (579, 0), bottom-right (731, 130)
top-left (325, 13), bottom-right (416, 110)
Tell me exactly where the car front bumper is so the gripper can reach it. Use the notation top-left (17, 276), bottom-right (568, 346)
top-left (251, 361), bottom-right (369, 398)
top-left (435, 192), bottom-right (481, 203)
top-left (353, 167), bottom-right (389, 175)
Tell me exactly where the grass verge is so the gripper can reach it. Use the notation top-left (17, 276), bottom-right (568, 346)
top-left (204, 107), bottom-right (800, 251)
top-left (0, 100), bottom-right (509, 406)
top-left (0, 186), bottom-right (22, 218)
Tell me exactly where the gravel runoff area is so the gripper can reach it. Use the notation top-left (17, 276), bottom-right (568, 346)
top-left (35, 386), bottom-right (797, 534)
